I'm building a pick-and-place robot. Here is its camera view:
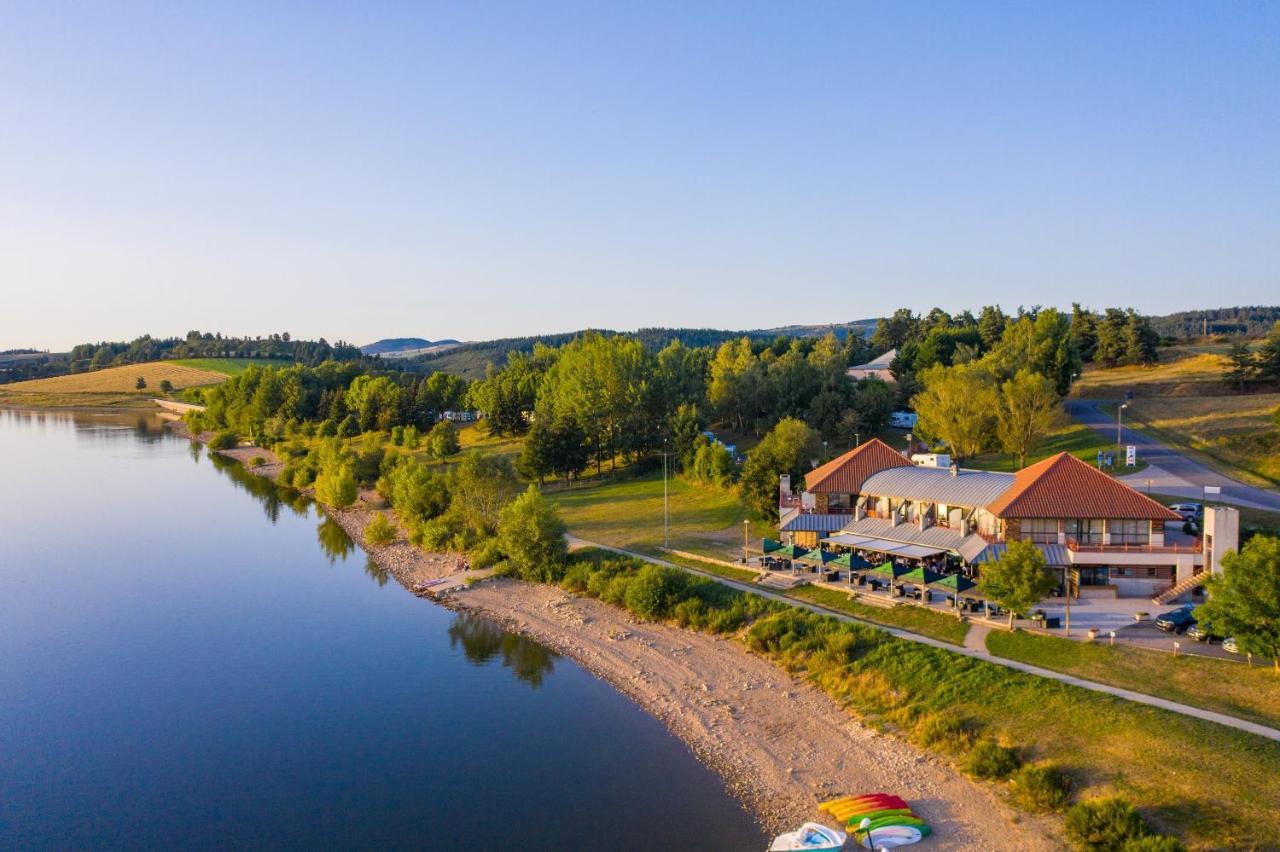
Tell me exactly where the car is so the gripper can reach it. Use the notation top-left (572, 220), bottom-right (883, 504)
top-left (1223, 637), bottom-right (1241, 654)
top-left (1186, 623), bottom-right (1222, 643)
top-left (1155, 606), bottom-right (1197, 633)
top-left (1168, 503), bottom-right (1203, 521)
top-left (889, 411), bottom-right (918, 429)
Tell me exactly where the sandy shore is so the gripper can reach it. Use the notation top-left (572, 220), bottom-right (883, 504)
top-left (178, 423), bottom-right (1058, 849)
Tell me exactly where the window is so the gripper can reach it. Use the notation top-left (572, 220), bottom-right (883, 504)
top-left (1109, 520), bottom-right (1149, 546)
top-left (1066, 519), bottom-right (1105, 545)
top-left (828, 493), bottom-right (850, 512)
top-left (1024, 519), bottom-right (1058, 544)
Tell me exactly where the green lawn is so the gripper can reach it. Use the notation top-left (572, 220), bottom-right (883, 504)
top-left (985, 629), bottom-right (1280, 730)
top-left (169, 357), bottom-right (290, 376)
top-left (550, 471), bottom-right (770, 559)
top-left (788, 584), bottom-right (970, 645)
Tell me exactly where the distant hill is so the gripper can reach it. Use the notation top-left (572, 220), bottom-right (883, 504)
top-left (409, 321), bottom-right (877, 379)
top-left (1148, 306), bottom-right (1280, 340)
top-left (361, 337), bottom-right (462, 358)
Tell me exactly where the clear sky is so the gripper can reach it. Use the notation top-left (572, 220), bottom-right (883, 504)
top-left (2, 2), bottom-right (1277, 351)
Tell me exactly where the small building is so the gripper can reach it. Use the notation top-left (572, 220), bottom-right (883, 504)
top-left (441, 410), bottom-right (478, 423)
top-left (846, 349), bottom-right (897, 382)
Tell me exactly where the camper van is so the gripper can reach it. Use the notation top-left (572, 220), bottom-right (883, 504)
top-left (889, 411), bottom-right (918, 429)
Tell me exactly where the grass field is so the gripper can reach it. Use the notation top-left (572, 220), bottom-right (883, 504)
top-left (1071, 343), bottom-right (1238, 399)
top-left (550, 471), bottom-right (771, 559)
top-left (986, 629), bottom-right (1280, 730)
top-left (0, 362), bottom-right (227, 396)
top-left (169, 357), bottom-right (288, 377)
top-left (788, 583), bottom-right (971, 645)
top-left (1121, 394), bottom-right (1280, 487)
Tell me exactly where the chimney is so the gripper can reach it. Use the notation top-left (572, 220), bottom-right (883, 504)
top-left (950, 463), bottom-right (959, 477)
top-left (779, 474), bottom-right (792, 504)
top-left (960, 518), bottom-right (970, 537)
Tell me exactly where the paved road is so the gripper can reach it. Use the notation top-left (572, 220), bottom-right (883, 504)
top-left (569, 536), bottom-right (1280, 743)
top-left (1065, 399), bottom-right (1280, 512)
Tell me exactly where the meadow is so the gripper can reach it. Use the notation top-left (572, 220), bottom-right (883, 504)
top-left (169, 357), bottom-right (289, 376)
top-left (1121, 394), bottom-right (1280, 487)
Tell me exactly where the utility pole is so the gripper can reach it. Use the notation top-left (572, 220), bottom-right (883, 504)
top-left (1116, 403), bottom-right (1128, 451)
top-left (662, 450), bottom-right (670, 550)
top-left (743, 519), bottom-right (750, 565)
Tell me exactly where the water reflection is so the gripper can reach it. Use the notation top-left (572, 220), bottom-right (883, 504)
top-left (205, 451), bottom-right (309, 524)
top-left (316, 515), bottom-right (356, 564)
top-left (448, 612), bottom-right (558, 688)
top-left (363, 556), bottom-right (390, 587)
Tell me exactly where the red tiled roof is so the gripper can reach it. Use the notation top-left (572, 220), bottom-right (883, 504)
top-left (986, 453), bottom-right (1180, 520)
top-left (805, 438), bottom-right (912, 493)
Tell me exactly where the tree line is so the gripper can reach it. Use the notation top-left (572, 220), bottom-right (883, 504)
top-left (65, 330), bottom-right (368, 373)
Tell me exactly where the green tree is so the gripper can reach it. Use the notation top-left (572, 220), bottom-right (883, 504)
top-left (979, 539), bottom-right (1055, 629)
top-left (977, 305), bottom-right (1008, 350)
top-left (426, 420), bottom-right (461, 460)
top-left (364, 512), bottom-right (396, 546)
top-left (1257, 321), bottom-right (1280, 382)
top-left (314, 461), bottom-right (358, 508)
top-left (1070, 303), bottom-right (1099, 363)
top-left (135, 376), bottom-right (147, 390)
top-left (496, 485), bottom-right (568, 582)
top-left (739, 417), bottom-right (821, 520)
top-left (870, 308), bottom-right (921, 352)
top-left (997, 370), bottom-right (1059, 467)
top-left (1094, 308), bottom-right (1129, 368)
top-left (1223, 341), bottom-right (1259, 393)
top-left (690, 441), bottom-right (736, 488)
top-left (912, 362), bottom-right (999, 461)
top-left (1195, 535), bottom-right (1280, 672)
top-left (449, 450), bottom-right (518, 537)
top-left (159, 379), bottom-right (174, 394)
top-left (669, 403), bottom-right (705, 471)
top-left (1122, 309), bottom-right (1159, 366)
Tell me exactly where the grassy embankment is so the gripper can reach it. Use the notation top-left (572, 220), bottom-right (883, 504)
top-left (968, 415), bottom-right (1147, 475)
top-left (0, 361), bottom-right (227, 407)
top-left (986, 629), bottom-right (1280, 730)
top-left (546, 548), bottom-right (1280, 849)
top-left (169, 357), bottom-right (287, 377)
top-left (1071, 342), bottom-right (1280, 487)
top-left (787, 584), bottom-right (971, 645)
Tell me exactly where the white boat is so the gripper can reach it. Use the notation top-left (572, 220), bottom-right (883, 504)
top-left (768, 822), bottom-right (848, 851)
top-left (856, 824), bottom-right (924, 849)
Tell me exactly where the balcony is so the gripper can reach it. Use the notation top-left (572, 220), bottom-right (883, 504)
top-left (1064, 537), bottom-right (1201, 555)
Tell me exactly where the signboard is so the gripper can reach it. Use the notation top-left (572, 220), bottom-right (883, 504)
top-left (1204, 485), bottom-right (1222, 496)
top-left (1125, 445), bottom-right (1136, 467)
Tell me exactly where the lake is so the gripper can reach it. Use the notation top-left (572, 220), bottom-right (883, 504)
top-left (0, 409), bottom-right (764, 850)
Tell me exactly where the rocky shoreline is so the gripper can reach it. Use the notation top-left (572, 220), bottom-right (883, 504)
top-left (177, 422), bottom-right (1058, 849)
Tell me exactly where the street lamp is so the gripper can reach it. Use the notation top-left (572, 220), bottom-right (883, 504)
top-left (1117, 403), bottom-right (1129, 451)
top-left (743, 519), bottom-right (750, 566)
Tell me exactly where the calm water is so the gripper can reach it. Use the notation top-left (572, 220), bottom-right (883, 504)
top-left (0, 410), bottom-right (763, 850)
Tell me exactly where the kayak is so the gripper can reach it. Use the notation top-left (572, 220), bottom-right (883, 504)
top-left (767, 822), bottom-right (848, 851)
top-left (854, 824), bottom-right (925, 849)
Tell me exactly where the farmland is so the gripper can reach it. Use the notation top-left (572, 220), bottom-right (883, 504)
top-left (169, 357), bottom-right (287, 377)
top-left (0, 361), bottom-right (228, 407)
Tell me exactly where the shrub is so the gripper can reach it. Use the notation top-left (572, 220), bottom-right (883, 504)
top-left (909, 712), bottom-right (974, 754)
top-left (963, 739), bottom-right (1019, 780)
top-left (1064, 797), bottom-right (1147, 851)
top-left (1010, 763), bottom-right (1071, 813)
top-left (364, 513), bottom-right (396, 546)
top-left (560, 561), bottom-right (594, 594)
top-left (314, 463), bottom-right (358, 508)
top-left (208, 429), bottom-right (238, 450)
top-left (248, 455), bottom-right (265, 468)
top-left (624, 564), bottom-right (688, 620)
top-left (469, 536), bottom-right (506, 569)
top-left (1120, 838), bottom-right (1186, 852)
top-left (317, 419), bottom-right (338, 438)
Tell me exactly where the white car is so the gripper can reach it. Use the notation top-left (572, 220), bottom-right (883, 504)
top-left (1168, 503), bottom-right (1202, 520)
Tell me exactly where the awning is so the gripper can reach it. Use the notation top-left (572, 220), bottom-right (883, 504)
top-left (821, 534), bottom-right (945, 560)
top-left (899, 566), bottom-right (944, 585)
top-left (929, 574), bottom-right (980, 595)
top-left (799, 549), bottom-right (838, 565)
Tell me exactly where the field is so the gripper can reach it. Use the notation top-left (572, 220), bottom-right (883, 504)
top-left (1121, 394), bottom-right (1280, 487)
top-left (986, 629), bottom-right (1280, 730)
top-left (1071, 343), bottom-right (1238, 399)
top-left (787, 583), bottom-right (971, 645)
top-left (968, 413), bottom-right (1146, 474)
top-left (0, 362), bottom-right (228, 407)
top-left (550, 470), bottom-right (771, 559)
top-left (169, 357), bottom-right (288, 377)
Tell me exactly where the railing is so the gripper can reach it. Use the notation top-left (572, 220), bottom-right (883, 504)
top-left (1064, 537), bottom-right (1202, 554)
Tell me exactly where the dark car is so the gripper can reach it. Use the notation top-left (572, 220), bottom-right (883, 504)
top-left (1155, 606), bottom-right (1197, 633)
top-left (1186, 623), bottom-right (1221, 643)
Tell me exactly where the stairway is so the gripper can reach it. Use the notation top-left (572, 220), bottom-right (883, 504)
top-left (1153, 571), bottom-right (1208, 605)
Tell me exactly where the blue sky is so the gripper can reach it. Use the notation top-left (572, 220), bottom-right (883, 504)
top-left (2, 2), bottom-right (1277, 350)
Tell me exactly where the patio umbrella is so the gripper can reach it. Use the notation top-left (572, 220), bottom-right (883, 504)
top-left (928, 574), bottom-right (979, 595)
top-left (867, 561), bottom-right (912, 581)
top-left (799, 549), bottom-right (837, 566)
top-left (899, 566), bottom-right (944, 586)
top-left (830, 553), bottom-right (872, 571)
top-left (762, 538), bottom-right (783, 554)
top-left (773, 544), bottom-right (809, 560)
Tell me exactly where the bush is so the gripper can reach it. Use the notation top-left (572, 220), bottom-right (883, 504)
top-left (208, 430), bottom-right (238, 450)
top-left (248, 455), bottom-right (265, 468)
top-left (364, 513), bottom-right (396, 546)
top-left (1010, 763), bottom-right (1071, 813)
top-left (963, 739), bottom-right (1019, 780)
top-left (624, 564), bottom-right (688, 620)
top-left (317, 419), bottom-right (338, 438)
top-left (1120, 838), bottom-right (1186, 852)
top-left (560, 561), bottom-right (594, 594)
top-left (909, 712), bottom-right (974, 754)
top-left (469, 536), bottom-right (506, 569)
top-left (1064, 797), bottom-right (1147, 851)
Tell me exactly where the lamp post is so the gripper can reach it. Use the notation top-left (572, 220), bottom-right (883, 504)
top-left (743, 519), bottom-right (749, 566)
top-left (1117, 403), bottom-right (1129, 451)
top-left (662, 448), bottom-right (670, 550)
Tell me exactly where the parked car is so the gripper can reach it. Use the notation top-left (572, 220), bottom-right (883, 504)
top-left (1168, 502), bottom-right (1202, 521)
top-left (889, 411), bottom-right (918, 429)
top-left (1223, 637), bottom-right (1241, 654)
top-left (1155, 606), bottom-right (1197, 633)
top-left (1186, 623), bottom-right (1222, 643)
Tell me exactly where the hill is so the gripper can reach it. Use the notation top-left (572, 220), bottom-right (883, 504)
top-left (410, 321), bottom-right (877, 379)
top-left (0, 361), bottom-right (229, 407)
top-left (360, 337), bottom-right (461, 357)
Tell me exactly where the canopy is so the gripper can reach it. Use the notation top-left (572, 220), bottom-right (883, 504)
top-left (772, 544), bottom-right (809, 559)
top-left (830, 552), bottom-right (873, 571)
top-left (928, 574), bottom-right (979, 595)
top-left (898, 567), bottom-right (944, 586)
top-left (867, 561), bottom-right (912, 580)
top-left (820, 533), bottom-right (946, 561)
top-left (762, 538), bottom-right (783, 554)
top-left (799, 549), bottom-right (838, 565)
